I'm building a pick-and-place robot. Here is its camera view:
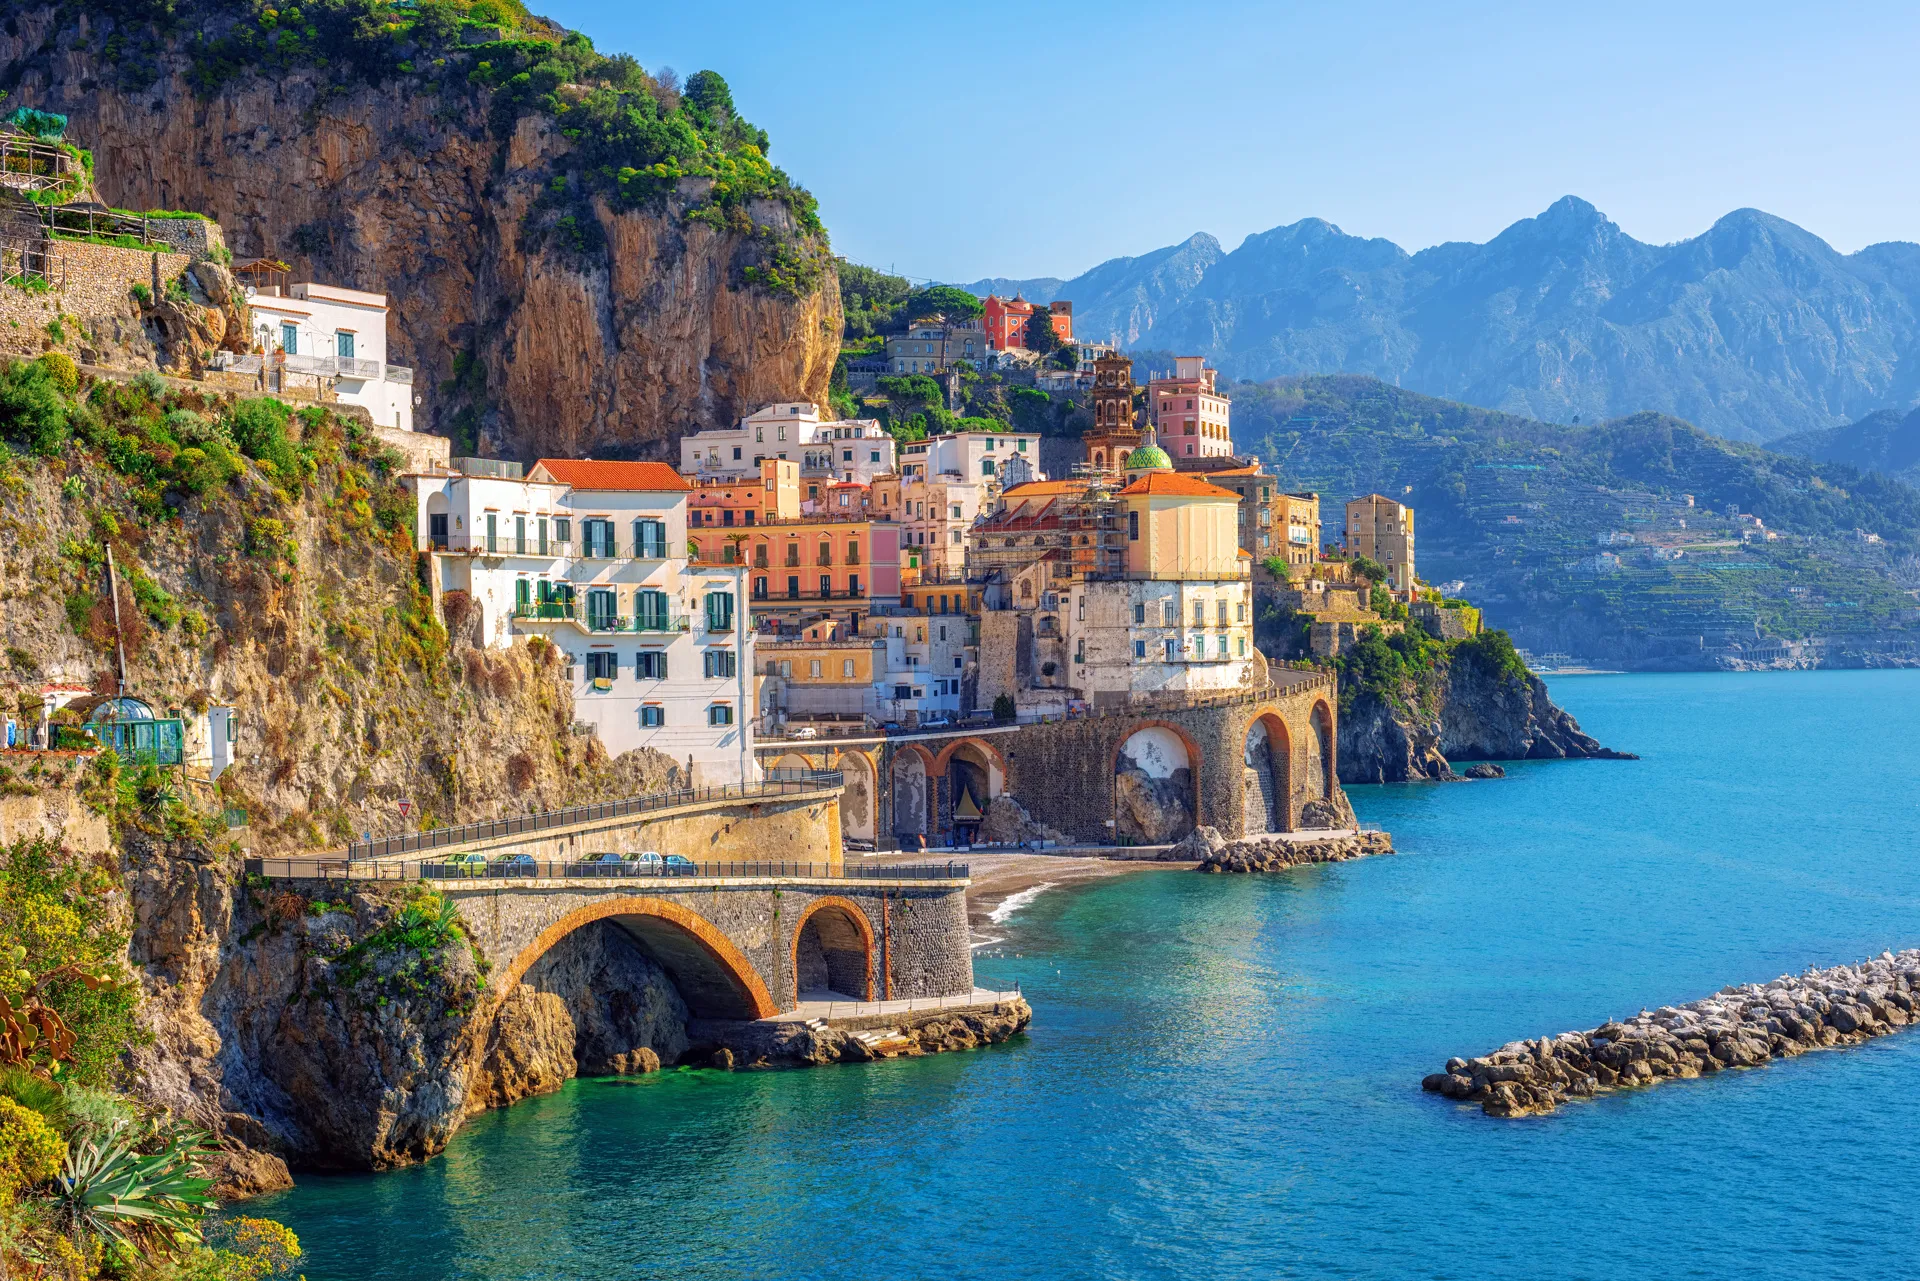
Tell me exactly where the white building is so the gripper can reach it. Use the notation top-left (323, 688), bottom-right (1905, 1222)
top-left (898, 429), bottom-right (1044, 492)
top-left (679, 403), bottom-right (897, 486)
top-left (243, 282), bottom-right (416, 431)
top-left (407, 458), bottom-right (757, 785)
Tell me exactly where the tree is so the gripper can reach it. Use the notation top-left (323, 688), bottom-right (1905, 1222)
top-left (1050, 346), bottom-right (1078, 370)
top-left (1023, 307), bottom-right (1064, 354)
top-left (1350, 555), bottom-right (1389, 583)
top-left (684, 70), bottom-right (733, 119)
top-left (903, 285), bottom-right (983, 325)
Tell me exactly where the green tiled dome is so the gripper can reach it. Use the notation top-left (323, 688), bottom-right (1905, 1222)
top-left (1125, 443), bottom-right (1173, 470)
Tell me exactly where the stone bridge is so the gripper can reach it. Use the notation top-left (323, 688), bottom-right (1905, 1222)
top-left (252, 859), bottom-right (976, 1018)
top-left (760, 671), bottom-right (1344, 847)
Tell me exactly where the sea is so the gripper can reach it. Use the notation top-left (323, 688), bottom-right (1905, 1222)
top-left (256, 670), bottom-right (1920, 1280)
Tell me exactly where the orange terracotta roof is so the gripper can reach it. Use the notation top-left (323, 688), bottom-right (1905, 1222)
top-left (1001, 479), bottom-right (1085, 498)
top-left (534, 459), bottom-right (690, 492)
top-left (1238, 549), bottom-right (1253, 558)
top-left (1118, 472), bottom-right (1240, 498)
top-left (1204, 465), bottom-right (1263, 477)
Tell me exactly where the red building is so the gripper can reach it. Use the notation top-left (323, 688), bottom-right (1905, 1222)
top-left (983, 294), bottom-right (1073, 351)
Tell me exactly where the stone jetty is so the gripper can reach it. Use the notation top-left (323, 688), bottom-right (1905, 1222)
top-left (1423, 950), bottom-right (1920, 1117)
top-left (1165, 824), bottom-right (1395, 873)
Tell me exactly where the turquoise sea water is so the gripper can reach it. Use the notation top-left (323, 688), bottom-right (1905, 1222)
top-left (259, 671), bottom-right (1920, 1280)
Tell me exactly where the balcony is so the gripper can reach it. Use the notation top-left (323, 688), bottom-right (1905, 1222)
top-left (514, 600), bottom-right (689, 634)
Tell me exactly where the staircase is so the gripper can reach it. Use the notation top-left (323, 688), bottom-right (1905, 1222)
top-left (1244, 765), bottom-right (1279, 834)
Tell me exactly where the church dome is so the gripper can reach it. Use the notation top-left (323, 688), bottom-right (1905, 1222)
top-left (1125, 442), bottom-right (1173, 471)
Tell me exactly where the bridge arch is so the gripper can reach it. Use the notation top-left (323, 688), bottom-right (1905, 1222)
top-left (835, 750), bottom-right (878, 844)
top-left (1243, 710), bottom-right (1292, 835)
top-left (498, 896), bottom-right (778, 1020)
top-left (1112, 721), bottom-right (1200, 844)
top-left (790, 896), bottom-right (876, 1001)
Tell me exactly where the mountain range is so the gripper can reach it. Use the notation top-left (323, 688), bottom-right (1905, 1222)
top-left (963, 200), bottom-right (1920, 445)
top-left (1774, 407), bottom-right (1920, 488)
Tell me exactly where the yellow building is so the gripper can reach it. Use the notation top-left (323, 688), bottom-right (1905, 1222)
top-left (1345, 493), bottom-right (1416, 593)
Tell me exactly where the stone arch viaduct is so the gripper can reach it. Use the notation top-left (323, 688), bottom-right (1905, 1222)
top-left (760, 670), bottom-right (1346, 847)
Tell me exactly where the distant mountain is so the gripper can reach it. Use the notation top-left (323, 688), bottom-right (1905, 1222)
top-left (1773, 407), bottom-right (1920, 487)
top-left (1012, 200), bottom-right (1920, 444)
top-left (1232, 375), bottom-right (1920, 664)
top-left (952, 276), bottom-right (1066, 303)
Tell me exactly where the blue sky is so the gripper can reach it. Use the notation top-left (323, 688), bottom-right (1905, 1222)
top-left (535, 1), bottom-right (1920, 282)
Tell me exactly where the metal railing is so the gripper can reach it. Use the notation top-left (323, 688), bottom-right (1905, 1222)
top-left (244, 856), bottom-right (968, 883)
top-left (385, 364), bottom-right (414, 384)
top-left (332, 768), bottom-right (844, 861)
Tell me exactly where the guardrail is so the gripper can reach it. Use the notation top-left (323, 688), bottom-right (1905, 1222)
top-left (244, 856), bottom-right (969, 883)
top-left (336, 769), bottom-right (844, 861)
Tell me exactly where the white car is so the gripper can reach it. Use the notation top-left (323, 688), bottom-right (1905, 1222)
top-left (788, 726), bottom-right (817, 740)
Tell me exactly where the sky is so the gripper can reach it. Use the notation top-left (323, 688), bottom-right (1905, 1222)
top-left (534, 0), bottom-right (1920, 283)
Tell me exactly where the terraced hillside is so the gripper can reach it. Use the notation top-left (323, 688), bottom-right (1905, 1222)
top-left (1230, 376), bottom-right (1920, 667)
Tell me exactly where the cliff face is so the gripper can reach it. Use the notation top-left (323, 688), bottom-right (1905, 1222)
top-left (1338, 656), bottom-right (1632, 784)
top-left (0, 6), bottom-right (840, 459)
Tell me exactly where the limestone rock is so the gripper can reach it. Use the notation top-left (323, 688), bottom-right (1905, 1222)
top-left (977, 795), bottom-right (1069, 847)
top-left (1464, 763), bottom-right (1506, 779)
top-left (207, 1146), bottom-right (295, 1201)
top-left (467, 984), bottom-right (577, 1113)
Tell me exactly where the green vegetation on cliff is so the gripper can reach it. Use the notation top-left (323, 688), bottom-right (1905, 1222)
top-left (0, 837), bottom-right (302, 1279)
top-left (62, 0), bottom-right (824, 285)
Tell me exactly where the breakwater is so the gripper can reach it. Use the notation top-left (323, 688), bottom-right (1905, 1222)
top-left (1423, 949), bottom-right (1920, 1117)
top-left (1163, 824), bottom-right (1395, 873)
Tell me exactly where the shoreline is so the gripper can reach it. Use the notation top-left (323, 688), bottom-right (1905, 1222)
top-left (867, 848), bottom-right (1195, 935)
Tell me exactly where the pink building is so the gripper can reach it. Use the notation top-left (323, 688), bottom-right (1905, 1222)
top-left (1148, 356), bottom-right (1233, 459)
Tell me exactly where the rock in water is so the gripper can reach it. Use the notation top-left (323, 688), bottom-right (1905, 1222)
top-left (1424, 949), bottom-right (1920, 1116)
top-left (1464, 763), bottom-right (1505, 779)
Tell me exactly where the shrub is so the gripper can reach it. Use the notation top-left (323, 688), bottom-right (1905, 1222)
top-left (36, 351), bottom-right (77, 394)
top-left (992, 693), bottom-right (1015, 723)
top-left (130, 369), bottom-right (166, 402)
top-left (227, 398), bottom-right (299, 480)
top-left (0, 360), bottom-right (72, 454)
top-left (244, 517), bottom-right (291, 562)
top-left (129, 282), bottom-right (152, 307)
top-left (0, 1095), bottom-right (66, 1202)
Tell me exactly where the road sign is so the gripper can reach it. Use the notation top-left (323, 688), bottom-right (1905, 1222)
top-left (398, 798), bottom-right (413, 819)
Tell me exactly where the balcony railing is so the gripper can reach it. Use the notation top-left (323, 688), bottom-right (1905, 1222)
top-left (513, 600), bottom-right (690, 634)
top-left (247, 855), bottom-right (970, 883)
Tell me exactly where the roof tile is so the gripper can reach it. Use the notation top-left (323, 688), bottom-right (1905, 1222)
top-left (533, 459), bottom-right (691, 492)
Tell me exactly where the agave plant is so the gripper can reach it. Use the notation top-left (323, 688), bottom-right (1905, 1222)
top-left (52, 1123), bottom-right (217, 1257)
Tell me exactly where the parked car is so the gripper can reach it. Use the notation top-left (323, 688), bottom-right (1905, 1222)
top-left (662, 854), bottom-right (697, 874)
top-left (787, 726), bottom-right (817, 740)
top-left (569, 852), bottom-right (627, 877)
top-left (497, 854), bottom-right (538, 876)
top-left (630, 851), bottom-right (665, 872)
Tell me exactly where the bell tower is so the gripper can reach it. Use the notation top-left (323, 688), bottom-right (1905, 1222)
top-left (1082, 352), bottom-right (1142, 475)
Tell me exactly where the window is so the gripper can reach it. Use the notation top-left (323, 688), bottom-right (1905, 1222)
top-left (585, 587), bottom-right (619, 631)
top-left (779, 660), bottom-right (792, 678)
top-left (871, 450), bottom-right (881, 463)
top-left (893, 685), bottom-right (912, 701)
top-left (641, 705), bottom-right (664, 727)
top-left (848, 573), bottom-right (861, 596)
top-left (1193, 601), bottom-right (1205, 625)
top-left (704, 650), bottom-right (737, 679)
top-left (514, 516), bottom-right (526, 554)
top-left (1163, 601), bottom-right (1177, 627)
top-left (1134, 602), bottom-right (1146, 625)
top-left (753, 576), bottom-right (768, 600)
top-left (636, 651), bottom-right (667, 680)
top-left (788, 575), bottom-right (800, 599)
top-left (1165, 639), bottom-right (1178, 661)
top-left (982, 459), bottom-right (996, 477)
top-left (279, 322), bottom-right (297, 355)
top-left (585, 652), bottom-right (617, 682)
top-left (581, 518), bottom-right (616, 558)
top-left (485, 513), bottom-right (497, 553)
top-left (1018, 438), bottom-right (1028, 452)
top-left (1135, 640), bottom-right (1147, 659)
top-left (635, 590), bottom-right (670, 630)
top-left (1238, 636), bottom-right (1247, 657)
top-left (1237, 601), bottom-right (1247, 622)
top-left (707, 704), bottom-right (734, 726)
top-left (732, 446), bottom-right (742, 460)
top-left (842, 658), bottom-right (855, 678)
top-left (704, 591), bottom-right (734, 632)
top-left (817, 540), bottom-right (833, 566)
top-left (633, 519), bottom-right (667, 558)
top-left (336, 330), bottom-right (355, 359)
top-left (819, 573), bottom-right (832, 597)
top-left (754, 544), bottom-right (768, 568)
top-left (537, 517), bottom-right (548, 555)
top-left (429, 512), bottom-right (449, 549)
top-left (1218, 635), bottom-right (1229, 657)
top-left (951, 504), bottom-right (962, 519)
top-left (810, 659), bottom-right (823, 679)
top-left (1075, 638), bottom-right (1085, 663)
top-left (1128, 511), bottom-right (1139, 541)
top-left (786, 542), bottom-right (800, 567)
top-left (846, 540), bottom-right (861, 566)
top-left (843, 449), bottom-right (853, 461)
top-left (951, 529), bottom-right (961, 544)
top-left (1217, 601), bottom-right (1229, 625)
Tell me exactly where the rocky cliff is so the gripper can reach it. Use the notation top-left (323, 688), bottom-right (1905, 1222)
top-left (1338, 648), bottom-right (1633, 784)
top-left (0, 3), bottom-right (840, 459)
